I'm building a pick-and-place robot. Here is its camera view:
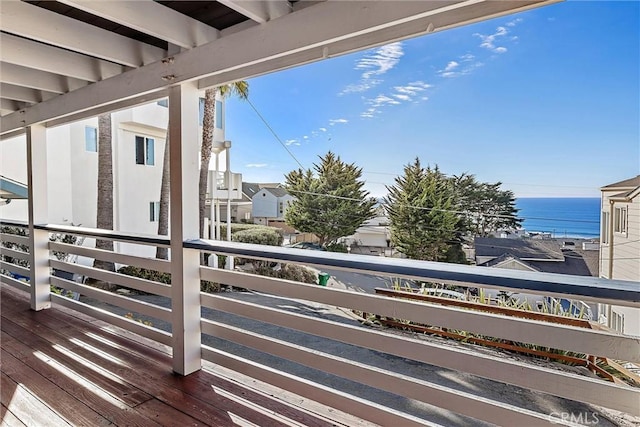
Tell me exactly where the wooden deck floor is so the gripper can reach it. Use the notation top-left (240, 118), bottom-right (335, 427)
top-left (0, 284), bottom-right (372, 427)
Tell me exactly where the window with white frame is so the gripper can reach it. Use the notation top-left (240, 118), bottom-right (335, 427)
top-left (614, 206), bottom-right (627, 234)
top-left (149, 201), bottom-right (160, 222)
top-left (601, 211), bottom-right (610, 244)
top-left (610, 310), bottom-right (624, 333)
top-left (135, 136), bottom-right (155, 165)
top-left (85, 126), bottom-right (97, 152)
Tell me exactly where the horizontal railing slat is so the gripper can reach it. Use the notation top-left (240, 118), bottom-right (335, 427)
top-left (201, 267), bottom-right (640, 362)
top-left (0, 233), bottom-right (30, 246)
top-left (0, 273), bottom-right (30, 292)
top-left (51, 276), bottom-right (172, 322)
top-left (50, 260), bottom-right (171, 298)
top-left (0, 260), bottom-right (30, 277)
top-left (189, 239), bottom-right (640, 307)
top-left (201, 294), bottom-right (640, 416)
top-left (201, 319), bottom-right (558, 426)
top-left (201, 345), bottom-right (433, 427)
top-left (51, 293), bottom-right (172, 346)
top-left (0, 219), bottom-right (28, 228)
top-left (49, 242), bottom-right (171, 274)
top-left (36, 223), bottom-right (170, 248)
top-left (0, 247), bottom-right (30, 261)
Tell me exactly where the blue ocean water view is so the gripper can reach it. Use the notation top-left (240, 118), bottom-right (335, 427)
top-left (515, 198), bottom-right (600, 239)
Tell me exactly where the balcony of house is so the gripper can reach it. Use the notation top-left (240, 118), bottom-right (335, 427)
top-left (1, 220), bottom-right (639, 426)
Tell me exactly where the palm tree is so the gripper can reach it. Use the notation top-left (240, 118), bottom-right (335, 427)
top-left (199, 82), bottom-right (249, 238)
top-left (94, 113), bottom-right (115, 272)
top-left (155, 122), bottom-right (170, 259)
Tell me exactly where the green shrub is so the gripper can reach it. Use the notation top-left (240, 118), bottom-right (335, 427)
top-left (118, 265), bottom-right (224, 294)
top-left (117, 266), bottom-right (171, 284)
top-left (232, 228), bottom-right (283, 246)
top-left (253, 263), bottom-right (317, 284)
top-left (325, 243), bottom-right (348, 253)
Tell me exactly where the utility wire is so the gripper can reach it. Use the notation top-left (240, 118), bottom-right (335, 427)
top-left (245, 97), bottom-right (305, 169)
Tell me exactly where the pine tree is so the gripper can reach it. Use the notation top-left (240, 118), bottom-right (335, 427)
top-left (385, 158), bottom-right (460, 261)
top-left (284, 152), bottom-right (376, 246)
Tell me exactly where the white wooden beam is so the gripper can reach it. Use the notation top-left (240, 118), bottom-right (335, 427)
top-left (1, 0), bottom-right (559, 135)
top-left (0, 84), bottom-right (57, 104)
top-left (0, 99), bottom-right (20, 112)
top-left (217, 0), bottom-right (292, 24)
top-left (0, 0), bottom-right (166, 67)
top-left (57, 0), bottom-right (220, 49)
top-left (26, 124), bottom-right (51, 311)
top-left (0, 63), bottom-right (88, 94)
top-left (168, 82), bottom-right (202, 375)
top-left (0, 33), bottom-right (127, 82)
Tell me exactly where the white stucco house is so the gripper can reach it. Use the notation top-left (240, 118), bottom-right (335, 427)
top-left (0, 98), bottom-right (227, 260)
top-left (252, 187), bottom-right (294, 226)
top-left (598, 175), bottom-right (640, 336)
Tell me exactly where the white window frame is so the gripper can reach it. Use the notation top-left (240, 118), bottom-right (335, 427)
top-left (85, 126), bottom-right (97, 152)
top-left (614, 206), bottom-right (627, 236)
top-left (601, 211), bottom-right (610, 244)
top-left (149, 201), bottom-right (160, 222)
top-left (135, 135), bottom-right (155, 166)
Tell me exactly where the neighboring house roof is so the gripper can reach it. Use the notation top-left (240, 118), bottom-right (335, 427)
top-left (263, 187), bottom-right (290, 198)
top-left (601, 175), bottom-right (640, 190)
top-left (478, 248), bottom-right (599, 277)
top-left (474, 237), bottom-right (564, 261)
top-left (0, 175), bottom-right (28, 199)
top-left (242, 182), bottom-right (261, 199)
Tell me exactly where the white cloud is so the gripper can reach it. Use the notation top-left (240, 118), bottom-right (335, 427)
top-left (474, 26), bottom-right (510, 53)
top-left (460, 53), bottom-right (475, 62)
top-left (393, 94), bottom-right (411, 101)
top-left (319, 127), bottom-right (327, 132)
top-left (285, 139), bottom-right (300, 146)
top-left (245, 163), bottom-right (268, 168)
top-left (360, 80), bottom-right (432, 118)
top-left (339, 42), bottom-right (404, 95)
top-left (506, 18), bottom-right (522, 27)
top-left (303, 135), bottom-right (309, 139)
top-left (329, 118), bottom-right (349, 126)
top-left (444, 61), bottom-right (459, 72)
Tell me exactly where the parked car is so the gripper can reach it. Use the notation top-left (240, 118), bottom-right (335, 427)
top-left (419, 287), bottom-right (467, 300)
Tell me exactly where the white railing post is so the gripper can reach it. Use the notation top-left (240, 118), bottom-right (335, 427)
top-left (168, 82), bottom-right (201, 375)
top-left (26, 124), bottom-right (51, 310)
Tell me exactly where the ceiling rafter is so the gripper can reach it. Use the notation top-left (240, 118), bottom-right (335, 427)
top-left (0, 33), bottom-right (127, 82)
top-left (0, 84), bottom-right (57, 104)
top-left (0, 0), bottom-right (166, 67)
top-left (57, 0), bottom-right (221, 48)
top-left (217, 0), bottom-right (292, 24)
top-left (0, 63), bottom-right (89, 94)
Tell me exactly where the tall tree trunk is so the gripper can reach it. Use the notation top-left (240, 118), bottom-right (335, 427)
top-left (94, 114), bottom-right (115, 272)
top-left (199, 88), bottom-right (218, 239)
top-left (156, 122), bottom-right (170, 259)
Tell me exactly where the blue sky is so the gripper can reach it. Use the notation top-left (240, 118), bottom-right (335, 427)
top-left (225, 1), bottom-right (639, 198)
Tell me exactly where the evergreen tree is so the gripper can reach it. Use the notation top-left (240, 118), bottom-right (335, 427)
top-left (284, 152), bottom-right (376, 246)
top-left (385, 159), bottom-right (461, 261)
top-left (451, 173), bottom-right (521, 237)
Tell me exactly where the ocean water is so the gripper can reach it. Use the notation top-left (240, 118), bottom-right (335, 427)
top-left (515, 198), bottom-right (600, 239)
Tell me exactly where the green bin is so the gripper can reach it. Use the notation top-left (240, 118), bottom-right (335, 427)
top-left (318, 272), bottom-right (330, 286)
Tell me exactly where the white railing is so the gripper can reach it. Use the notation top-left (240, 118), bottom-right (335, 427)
top-left (1, 222), bottom-right (639, 426)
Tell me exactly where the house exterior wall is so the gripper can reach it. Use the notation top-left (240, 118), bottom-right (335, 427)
top-left (1, 96), bottom-right (226, 261)
top-left (252, 189), bottom-right (278, 219)
top-left (599, 183), bottom-right (640, 337)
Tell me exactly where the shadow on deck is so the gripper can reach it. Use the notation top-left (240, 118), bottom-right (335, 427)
top-left (0, 284), bottom-right (370, 426)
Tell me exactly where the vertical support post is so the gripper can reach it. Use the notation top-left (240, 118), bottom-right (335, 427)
top-left (26, 124), bottom-right (51, 311)
top-left (225, 144), bottom-right (233, 270)
top-left (169, 82), bottom-right (201, 375)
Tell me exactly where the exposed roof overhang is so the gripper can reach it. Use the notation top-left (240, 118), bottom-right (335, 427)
top-left (0, 0), bottom-right (560, 138)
